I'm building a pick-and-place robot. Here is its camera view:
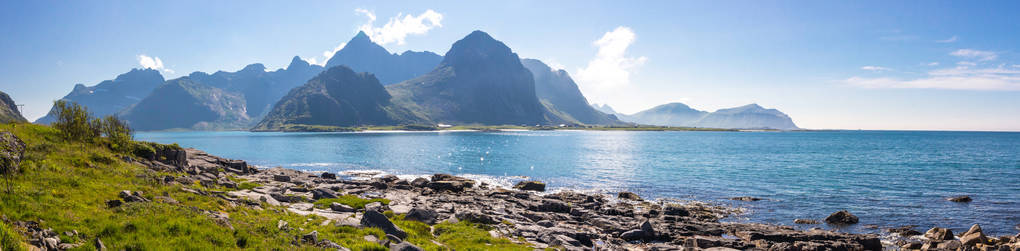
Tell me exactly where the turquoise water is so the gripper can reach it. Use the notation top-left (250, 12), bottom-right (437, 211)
top-left (136, 130), bottom-right (1020, 236)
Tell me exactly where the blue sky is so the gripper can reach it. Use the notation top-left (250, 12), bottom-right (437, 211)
top-left (2, 1), bottom-right (1018, 131)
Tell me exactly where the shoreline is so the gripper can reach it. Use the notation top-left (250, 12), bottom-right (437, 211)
top-left (138, 147), bottom-right (1020, 250)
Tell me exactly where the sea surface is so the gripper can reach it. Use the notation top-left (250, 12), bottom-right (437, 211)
top-left (137, 130), bottom-right (1020, 236)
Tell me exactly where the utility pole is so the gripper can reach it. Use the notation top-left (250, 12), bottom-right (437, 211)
top-left (16, 104), bottom-right (24, 114)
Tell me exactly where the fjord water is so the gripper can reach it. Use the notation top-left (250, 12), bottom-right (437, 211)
top-left (136, 130), bottom-right (1020, 235)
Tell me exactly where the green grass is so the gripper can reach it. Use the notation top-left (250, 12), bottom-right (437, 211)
top-left (0, 123), bottom-right (534, 250)
top-left (312, 195), bottom-right (390, 210)
top-left (1, 220), bottom-right (26, 251)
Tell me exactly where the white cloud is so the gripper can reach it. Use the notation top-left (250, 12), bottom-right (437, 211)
top-left (936, 36), bottom-right (958, 43)
top-left (356, 9), bottom-right (443, 45)
top-left (957, 61), bottom-right (977, 66)
top-left (950, 49), bottom-right (997, 61)
top-left (926, 62), bottom-right (940, 66)
top-left (844, 65), bottom-right (1020, 91)
top-left (575, 26), bottom-right (647, 92)
top-left (137, 54), bottom-right (173, 74)
top-left (309, 42), bottom-right (346, 66)
top-left (860, 66), bottom-right (892, 72)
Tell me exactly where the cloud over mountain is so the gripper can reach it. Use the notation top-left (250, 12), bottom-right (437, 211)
top-left (356, 9), bottom-right (443, 46)
top-left (137, 54), bottom-right (173, 74)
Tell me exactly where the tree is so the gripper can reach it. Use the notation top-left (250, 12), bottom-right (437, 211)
top-left (51, 100), bottom-right (98, 142)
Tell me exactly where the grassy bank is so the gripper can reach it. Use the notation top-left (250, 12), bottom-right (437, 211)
top-left (0, 123), bottom-right (533, 250)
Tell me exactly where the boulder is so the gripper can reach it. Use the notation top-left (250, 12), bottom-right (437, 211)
top-left (620, 229), bottom-right (646, 241)
top-left (663, 204), bottom-right (690, 216)
top-left (618, 191), bottom-right (642, 201)
top-left (0, 132), bottom-right (25, 174)
top-left (455, 210), bottom-right (499, 224)
top-left (390, 242), bottom-right (424, 251)
top-left (94, 237), bottom-right (107, 251)
top-left (824, 210), bottom-right (859, 225)
top-left (317, 239), bottom-right (342, 249)
top-left (269, 193), bottom-right (303, 203)
top-left (330, 203), bottom-right (355, 213)
top-left (105, 200), bottom-right (123, 208)
top-left (937, 240), bottom-right (962, 250)
top-left (948, 195), bottom-right (972, 203)
top-left (302, 230), bottom-right (318, 244)
top-left (119, 190), bottom-right (147, 202)
top-left (365, 202), bottom-right (384, 212)
top-left (320, 172), bottom-right (337, 180)
top-left (793, 219), bottom-right (819, 224)
top-left (538, 199), bottom-right (570, 213)
top-left (428, 180), bottom-right (473, 192)
top-left (730, 196), bottom-right (762, 201)
top-left (273, 175), bottom-right (291, 182)
top-left (361, 210), bottom-right (407, 239)
top-left (640, 220), bottom-right (656, 237)
top-left (537, 220), bottom-right (555, 227)
top-left (311, 188), bottom-right (338, 200)
top-left (380, 174), bottom-right (399, 183)
top-left (901, 242), bottom-right (922, 250)
top-left (404, 208), bottom-right (439, 225)
top-left (410, 177), bottom-right (429, 187)
top-left (924, 227), bottom-right (954, 241)
top-left (386, 234), bottom-right (403, 244)
top-left (513, 181), bottom-right (546, 192)
top-left (960, 224), bottom-right (988, 246)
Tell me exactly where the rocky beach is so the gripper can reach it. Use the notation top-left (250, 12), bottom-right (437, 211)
top-left (73, 144), bottom-right (1019, 251)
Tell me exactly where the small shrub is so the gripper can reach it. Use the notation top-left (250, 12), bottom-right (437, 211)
top-left (99, 116), bottom-right (132, 152)
top-left (1, 220), bottom-right (26, 251)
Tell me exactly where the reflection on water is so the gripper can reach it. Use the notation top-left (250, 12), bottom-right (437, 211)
top-left (137, 130), bottom-right (1020, 236)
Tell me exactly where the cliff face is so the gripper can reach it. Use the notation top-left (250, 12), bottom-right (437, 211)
top-left (0, 91), bottom-right (27, 123)
top-left (522, 59), bottom-right (622, 125)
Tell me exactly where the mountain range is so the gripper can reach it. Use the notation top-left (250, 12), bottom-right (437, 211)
top-left (609, 103), bottom-right (799, 130)
top-left (35, 68), bottom-right (165, 124)
top-left (257, 30), bottom-right (617, 130)
top-left (1, 91), bottom-right (27, 123)
top-left (325, 31), bottom-right (442, 85)
top-left (27, 29), bottom-right (794, 131)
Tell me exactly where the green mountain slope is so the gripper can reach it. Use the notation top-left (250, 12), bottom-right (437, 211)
top-left (253, 66), bottom-right (426, 131)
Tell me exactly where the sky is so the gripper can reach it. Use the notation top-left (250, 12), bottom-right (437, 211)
top-left (1, 1), bottom-right (1018, 131)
